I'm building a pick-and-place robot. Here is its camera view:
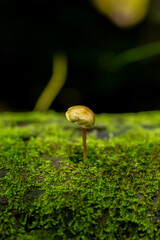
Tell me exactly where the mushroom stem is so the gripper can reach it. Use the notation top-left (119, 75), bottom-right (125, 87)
top-left (82, 128), bottom-right (88, 160)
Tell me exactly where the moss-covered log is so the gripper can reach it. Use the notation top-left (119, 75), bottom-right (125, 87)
top-left (0, 111), bottom-right (160, 239)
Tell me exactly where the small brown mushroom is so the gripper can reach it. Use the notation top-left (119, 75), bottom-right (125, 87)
top-left (65, 105), bottom-right (95, 160)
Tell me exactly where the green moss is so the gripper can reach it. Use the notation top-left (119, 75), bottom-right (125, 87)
top-left (0, 110), bottom-right (160, 239)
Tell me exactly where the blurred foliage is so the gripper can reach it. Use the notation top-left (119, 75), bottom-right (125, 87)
top-left (108, 41), bottom-right (160, 71)
top-left (0, 0), bottom-right (160, 113)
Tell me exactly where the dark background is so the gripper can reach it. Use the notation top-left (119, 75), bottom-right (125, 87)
top-left (0, 0), bottom-right (160, 113)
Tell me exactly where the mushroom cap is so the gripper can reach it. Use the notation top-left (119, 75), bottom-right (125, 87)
top-left (65, 105), bottom-right (95, 129)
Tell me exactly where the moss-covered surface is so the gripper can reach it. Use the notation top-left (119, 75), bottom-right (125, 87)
top-left (0, 110), bottom-right (160, 240)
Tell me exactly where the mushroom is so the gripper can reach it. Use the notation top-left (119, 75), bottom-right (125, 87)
top-left (65, 105), bottom-right (95, 160)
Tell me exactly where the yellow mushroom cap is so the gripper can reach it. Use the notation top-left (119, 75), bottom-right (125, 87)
top-left (90, 0), bottom-right (150, 28)
top-left (65, 105), bottom-right (95, 129)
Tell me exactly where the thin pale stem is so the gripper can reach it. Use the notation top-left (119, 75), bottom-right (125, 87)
top-left (82, 128), bottom-right (87, 160)
top-left (34, 54), bottom-right (67, 111)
